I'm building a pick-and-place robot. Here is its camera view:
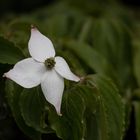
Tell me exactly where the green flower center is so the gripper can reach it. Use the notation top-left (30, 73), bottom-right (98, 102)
top-left (45, 57), bottom-right (56, 69)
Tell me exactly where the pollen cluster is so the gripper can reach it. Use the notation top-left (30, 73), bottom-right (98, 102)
top-left (45, 57), bottom-right (56, 69)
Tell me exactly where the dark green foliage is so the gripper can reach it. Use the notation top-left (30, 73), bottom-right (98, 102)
top-left (5, 75), bottom-right (125, 140)
top-left (0, 0), bottom-right (140, 140)
top-left (0, 37), bottom-right (25, 64)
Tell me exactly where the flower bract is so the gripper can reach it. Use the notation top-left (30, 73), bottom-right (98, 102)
top-left (4, 26), bottom-right (80, 115)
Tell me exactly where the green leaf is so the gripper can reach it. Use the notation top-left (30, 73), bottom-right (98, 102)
top-left (47, 85), bottom-right (98, 140)
top-left (133, 40), bottom-right (140, 87)
top-left (84, 75), bottom-right (125, 140)
top-left (92, 19), bottom-right (134, 89)
top-left (45, 107), bottom-right (71, 140)
top-left (5, 73), bottom-right (125, 140)
top-left (134, 101), bottom-right (140, 140)
top-left (63, 85), bottom-right (98, 140)
top-left (47, 86), bottom-right (86, 140)
top-left (45, 14), bottom-right (70, 39)
top-left (65, 40), bottom-right (118, 84)
top-left (0, 36), bottom-right (25, 64)
top-left (20, 87), bottom-right (52, 133)
top-left (49, 74), bottom-right (124, 140)
top-left (5, 80), bottom-right (41, 140)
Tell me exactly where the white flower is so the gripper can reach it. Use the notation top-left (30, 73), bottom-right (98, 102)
top-left (4, 26), bottom-right (80, 115)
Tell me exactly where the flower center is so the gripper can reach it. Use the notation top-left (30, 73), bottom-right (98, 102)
top-left (45, 57), bottom-right (56, 69)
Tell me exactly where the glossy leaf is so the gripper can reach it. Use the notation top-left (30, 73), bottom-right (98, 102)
top-left (19, 87), bottom-right (52, 133)
top-left (48, 84), bottom-right (98, 140)
top-left (5, 80), bottom-right (41, 140)
top-left (133, 40), bottom-right (140, 87)
top-left (5, 71), bottom-right (125, 140)
top-left (65, 40), bottom-right (118, 84)
top-left (0, 37), bottom-right (25, 64)
top-left (45, 14), bottom-right (70, 39)
top-left (47, 74), bottom-right (124, 140)
top-left (92, 19), bottom-right (134, 89)
top-left (84, 75), bottom-right (125, 140)
top-left (134, 101), bottom-right (140, 140)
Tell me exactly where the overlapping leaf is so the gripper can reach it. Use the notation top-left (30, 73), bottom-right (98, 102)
top-left (91, 19), bottom-right (134, 89)
top-left (1, 2), bottom-right (133, 140)
top-left (0, 37), bottom-right (24, 64)
top-left (134, 101), bottom-right (140, 140)
top-left (5, 80), bottom-right (41, 140)
top-left (83, 75), bottom-right (125, 140)
top-left (5, 74), bottom-right (125, 140)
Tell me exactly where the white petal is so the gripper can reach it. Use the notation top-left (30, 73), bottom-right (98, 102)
top-left (28, 27), bottom-right (55, 62)
top-left (4, 58), bottom-right (46, 88)
top-left (54, 56), bottom-right (80, 82)
top-left (41, 70), bottom-right (64, 115)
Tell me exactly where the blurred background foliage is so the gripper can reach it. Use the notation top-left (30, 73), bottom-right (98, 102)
top-left (0, 0), bottom-right (140, 140)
